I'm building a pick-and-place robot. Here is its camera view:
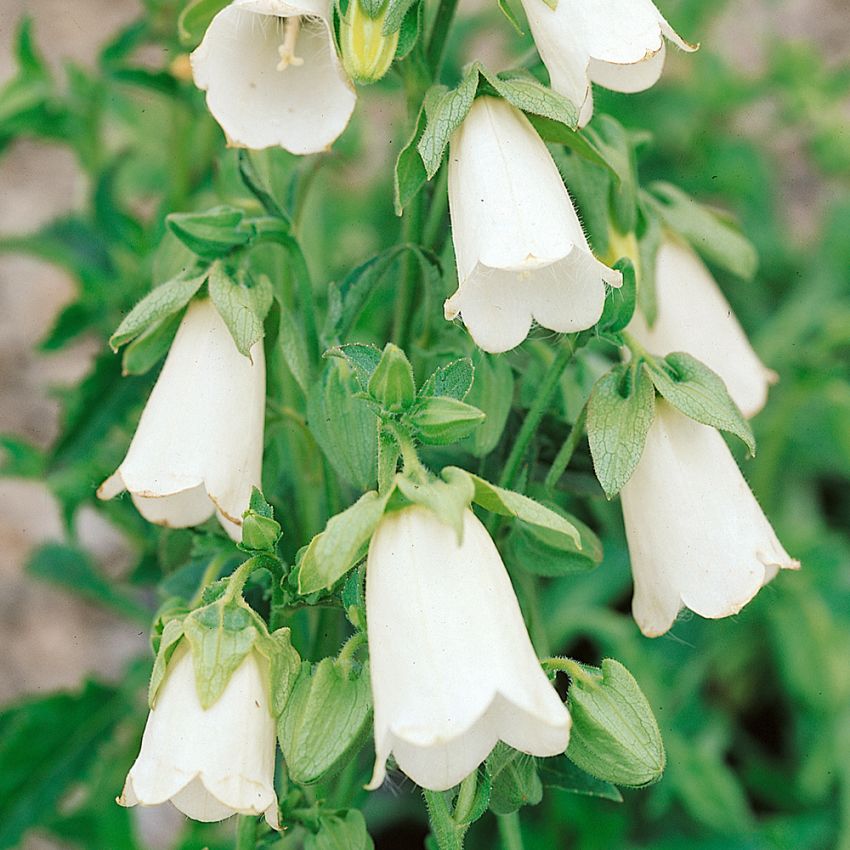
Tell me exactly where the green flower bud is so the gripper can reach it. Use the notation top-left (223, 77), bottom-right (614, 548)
top-left (241, 511), bottom-right (282, 553)
top-left (340, 0), bottom-right (399, 86)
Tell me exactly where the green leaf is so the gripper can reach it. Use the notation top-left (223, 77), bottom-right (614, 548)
top-left (239, 488), bottom-right (282, 553)
top-left (182, 601), bottom-right (259, 708)
top-left (566, 659), bottom-right (665, 787)
top-left (636, 198), bottom-right (663, 326)
top-left (148, 618), bottom-right (186, 706)
top-left (644, 353), bottom-right (755, 454)
top-left (327, 342), bottom-right (383, 389)
top-left (265, 628), bottom-right (302, 718)
top-left (393, 0), bottom-right (422, 60)
top-left (394, 94), bottom-right (432, 214)
top-left (419, 358), bottom-right (475, 400)
top-left (496, 0), bottom-right (525, 35)
top-left (396, 468), bottom-right (475, 541)
top-left (0, 435), bottom-right (45, 478)
top-left (166, 205), bottom-right (251, 259)
top-left (109, 270), bottom-right (206, 351)
top-left (537, 756), bottom-right (622, 802)
top-left (121, 309), bottom-right (182, 376)
top-left (278, 659), bottom-right (372, 784)
top-left (599, 257), bottom-right (636, 333)
top-left (648, 182), bottom-right (759, 280)
top-left (408, 397), bottom-right (485, 445)
top-left (0, 680), bottom-right (131, 850)
top-left (208, 266), bottom-right (274, 359)
top-left (368, 343), bottom-right (417, 411)
top-left (298, 490), bottom-right (391, 594)
top-left (307, 360), bottom-right (379, 490)
top-left (27, 543), bottom-right (148, 622)
top-left (486, 744), bottom-right (543, 815)
top-left (586, 363), bottom-right (656, 499)
top-left (464, 352), bottom-right (514, 457)
top-left (481, 68), bottom-right (577, 129)
top-left (277, 306), bottom-right (313, 394)
top-left (417, 70), bottom-right (480, 179)
top-left (306, 810), bottom-right (374, 850)
top-left (586, 116), bottom-right (639, 234)
top-left (383, 0), bottom-right (417, 32)
top-left (456, 469), bottom-right (581, 547)
top-left (178, 0), bottom-right (232, 46)
top-left (528, 114), bottom-right (618, 176)
top-left (507, 506), bottom-right (602, 577)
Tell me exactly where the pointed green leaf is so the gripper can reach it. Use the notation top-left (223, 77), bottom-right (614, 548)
top-left (208, 266), bottom-right (274, 358)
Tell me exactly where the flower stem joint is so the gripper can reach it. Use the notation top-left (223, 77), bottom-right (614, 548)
top-left (339, 0), bottom-right (400, 85)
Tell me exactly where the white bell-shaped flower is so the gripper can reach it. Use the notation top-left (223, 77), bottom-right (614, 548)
top-left (621, 400), bottom-right (798, 637)
top-left (99, 298), bottom-right (265, 542)
top-left (120, 645), bottom-right (279, 827)
top-left (520, 0), bottom-right (695, 126)
top-left (366, 505), bottom-right (571, 792)
top-left (191, 0), bottom-right (357, 153)
top-left (445, 96), bottom-right (620, 354)
top-left (628, 238), bottom-right (777, 418)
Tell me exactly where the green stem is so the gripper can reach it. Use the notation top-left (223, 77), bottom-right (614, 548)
top-left (621, 330), bottom-right (651, 361)
top-left (544, 404), bottom-right (588, 493)
top-left (392, 197), bottom-right (423, 349)
top-left (497, 812), bottom-right (525, 850)
top-left (422, 165), bottom-right (449, 251)
top-left (426, 0), bottom-right (460, 74)
top-left (223, 556), bottom-right (264, 603)
top-left (385, 420), bottom-right (429, 483)
top-left (498, 342), bottom-right (575, 492)
top-left (454, 770), bottom-right (479, 822)
top-left (543, 656), bottom-right (599, 687)
top-left (235, 814), bottom-right (257, 850)
top-left (336, 631), bottom-right (367, 677)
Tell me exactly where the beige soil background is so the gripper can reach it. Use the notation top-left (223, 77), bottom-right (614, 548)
top-left (0, 1), bottom-right (848, 848)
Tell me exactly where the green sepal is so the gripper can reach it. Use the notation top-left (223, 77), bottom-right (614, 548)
top-left (208, 265), bottom-right (274, 358)
top-left (182, 598), bottom-right (261, 709)
top-left (537, 756), bottom-right (622, 802)
top-left (148, 616), bottom-right (186, 707)
top-left (407, 397), bottom-right (486, 445)
top-left (566, 659), bottom-right (666, 788)
top-left (121, 308), bottom-right (183, 376)
top-left (109, 268), bottom-right (206, 351)
top-left (586, 362), bottom-right (656, 499)
top-left (599, 257), bottom-right (637, 333)
top-left (486, 743), bottom-right (543, 815)
top-left (326, 342), bottom-right (383, 389)
top-left (646, 182), bottom-right (758, 280)
top-left (298, 489), bottom-right (393, 594)
top-left (305, 810), bottom-right (375, 850)
top-left (239, 487), bottom-right (282, 554)
top-left (368, 343), bottom-right (416, 412)
top-left (424, 770), bottom-right (491, 850)
top-left (418, 358), bottom-right (474, 401)
top-left (166, 205), bottom-right (252, 259)
top-left (449, 468), bottom-right (581, 548)
top-left (395, 467), bottom-right (475, 542)
top-left (278, 657), bottom-right (372, 785)
top-left (506, 503), bottom-right (602, 577)
top-left (254, 627), bottom-right (301, 718)
top-left (644, 353), bottom-right (756, 454)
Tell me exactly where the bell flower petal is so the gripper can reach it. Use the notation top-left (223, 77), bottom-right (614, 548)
top-left (120, 645), bottom-right (279, 828)
top-left (628, 238), bottom-right (777, 418)
top-left (620, 400), bottom-right (799, 638)
top-left (99, 298), bottom-right (265, 542)
top-left (191, 0), bottom-right (356, 153)
top-left (366, 505), bottom-right (571, 792)
top-left (520, 0), bottom-right (695, 125)
top-left (445, 96), bottom-right (619, 354)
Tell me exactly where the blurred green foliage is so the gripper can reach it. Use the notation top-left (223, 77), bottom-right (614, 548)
top-left (0, 0), bottom-right (848, 848)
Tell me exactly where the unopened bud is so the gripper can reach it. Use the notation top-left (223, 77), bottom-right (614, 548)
top-left (340, 0), bottom-right (399, 86)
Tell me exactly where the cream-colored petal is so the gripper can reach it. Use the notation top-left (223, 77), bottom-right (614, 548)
top-left (621, 401), bottom-right (798, 637)
top-left (191, 3), bottom-right (355, 153)
top-left (446, 97), bottom-right (616, 352)
top-left (367, 507), bottom-right (570, 791)
top-left (587, 43), bottom-right (667, 94)
top-left (99, 298), bottom-right (265, 541)
top-left (629, 238), bottom-right (776, 418)
top-left (122, 646), bottom-right (278, 822)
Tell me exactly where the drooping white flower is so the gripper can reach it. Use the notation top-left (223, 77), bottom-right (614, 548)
top-left (628, 238), bottom-right (776, 418)
top-left (191, 0), bottom-right (356, 153)
top-left (445, 96), bottom-right (620, 354)
top-left (520, 0), bottom-right (696, 126)
top-left (120, 644), bottom-right (279, 827)
top-left (620, 400), bottom-right (799, 638)
top-left (99, 298), bottom-right (265, 542)
top-left (366, 505), bottom-right (571, 792)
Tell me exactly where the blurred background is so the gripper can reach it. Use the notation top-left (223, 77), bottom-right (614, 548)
top-left (0, 0), bottom-right (849, 848)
